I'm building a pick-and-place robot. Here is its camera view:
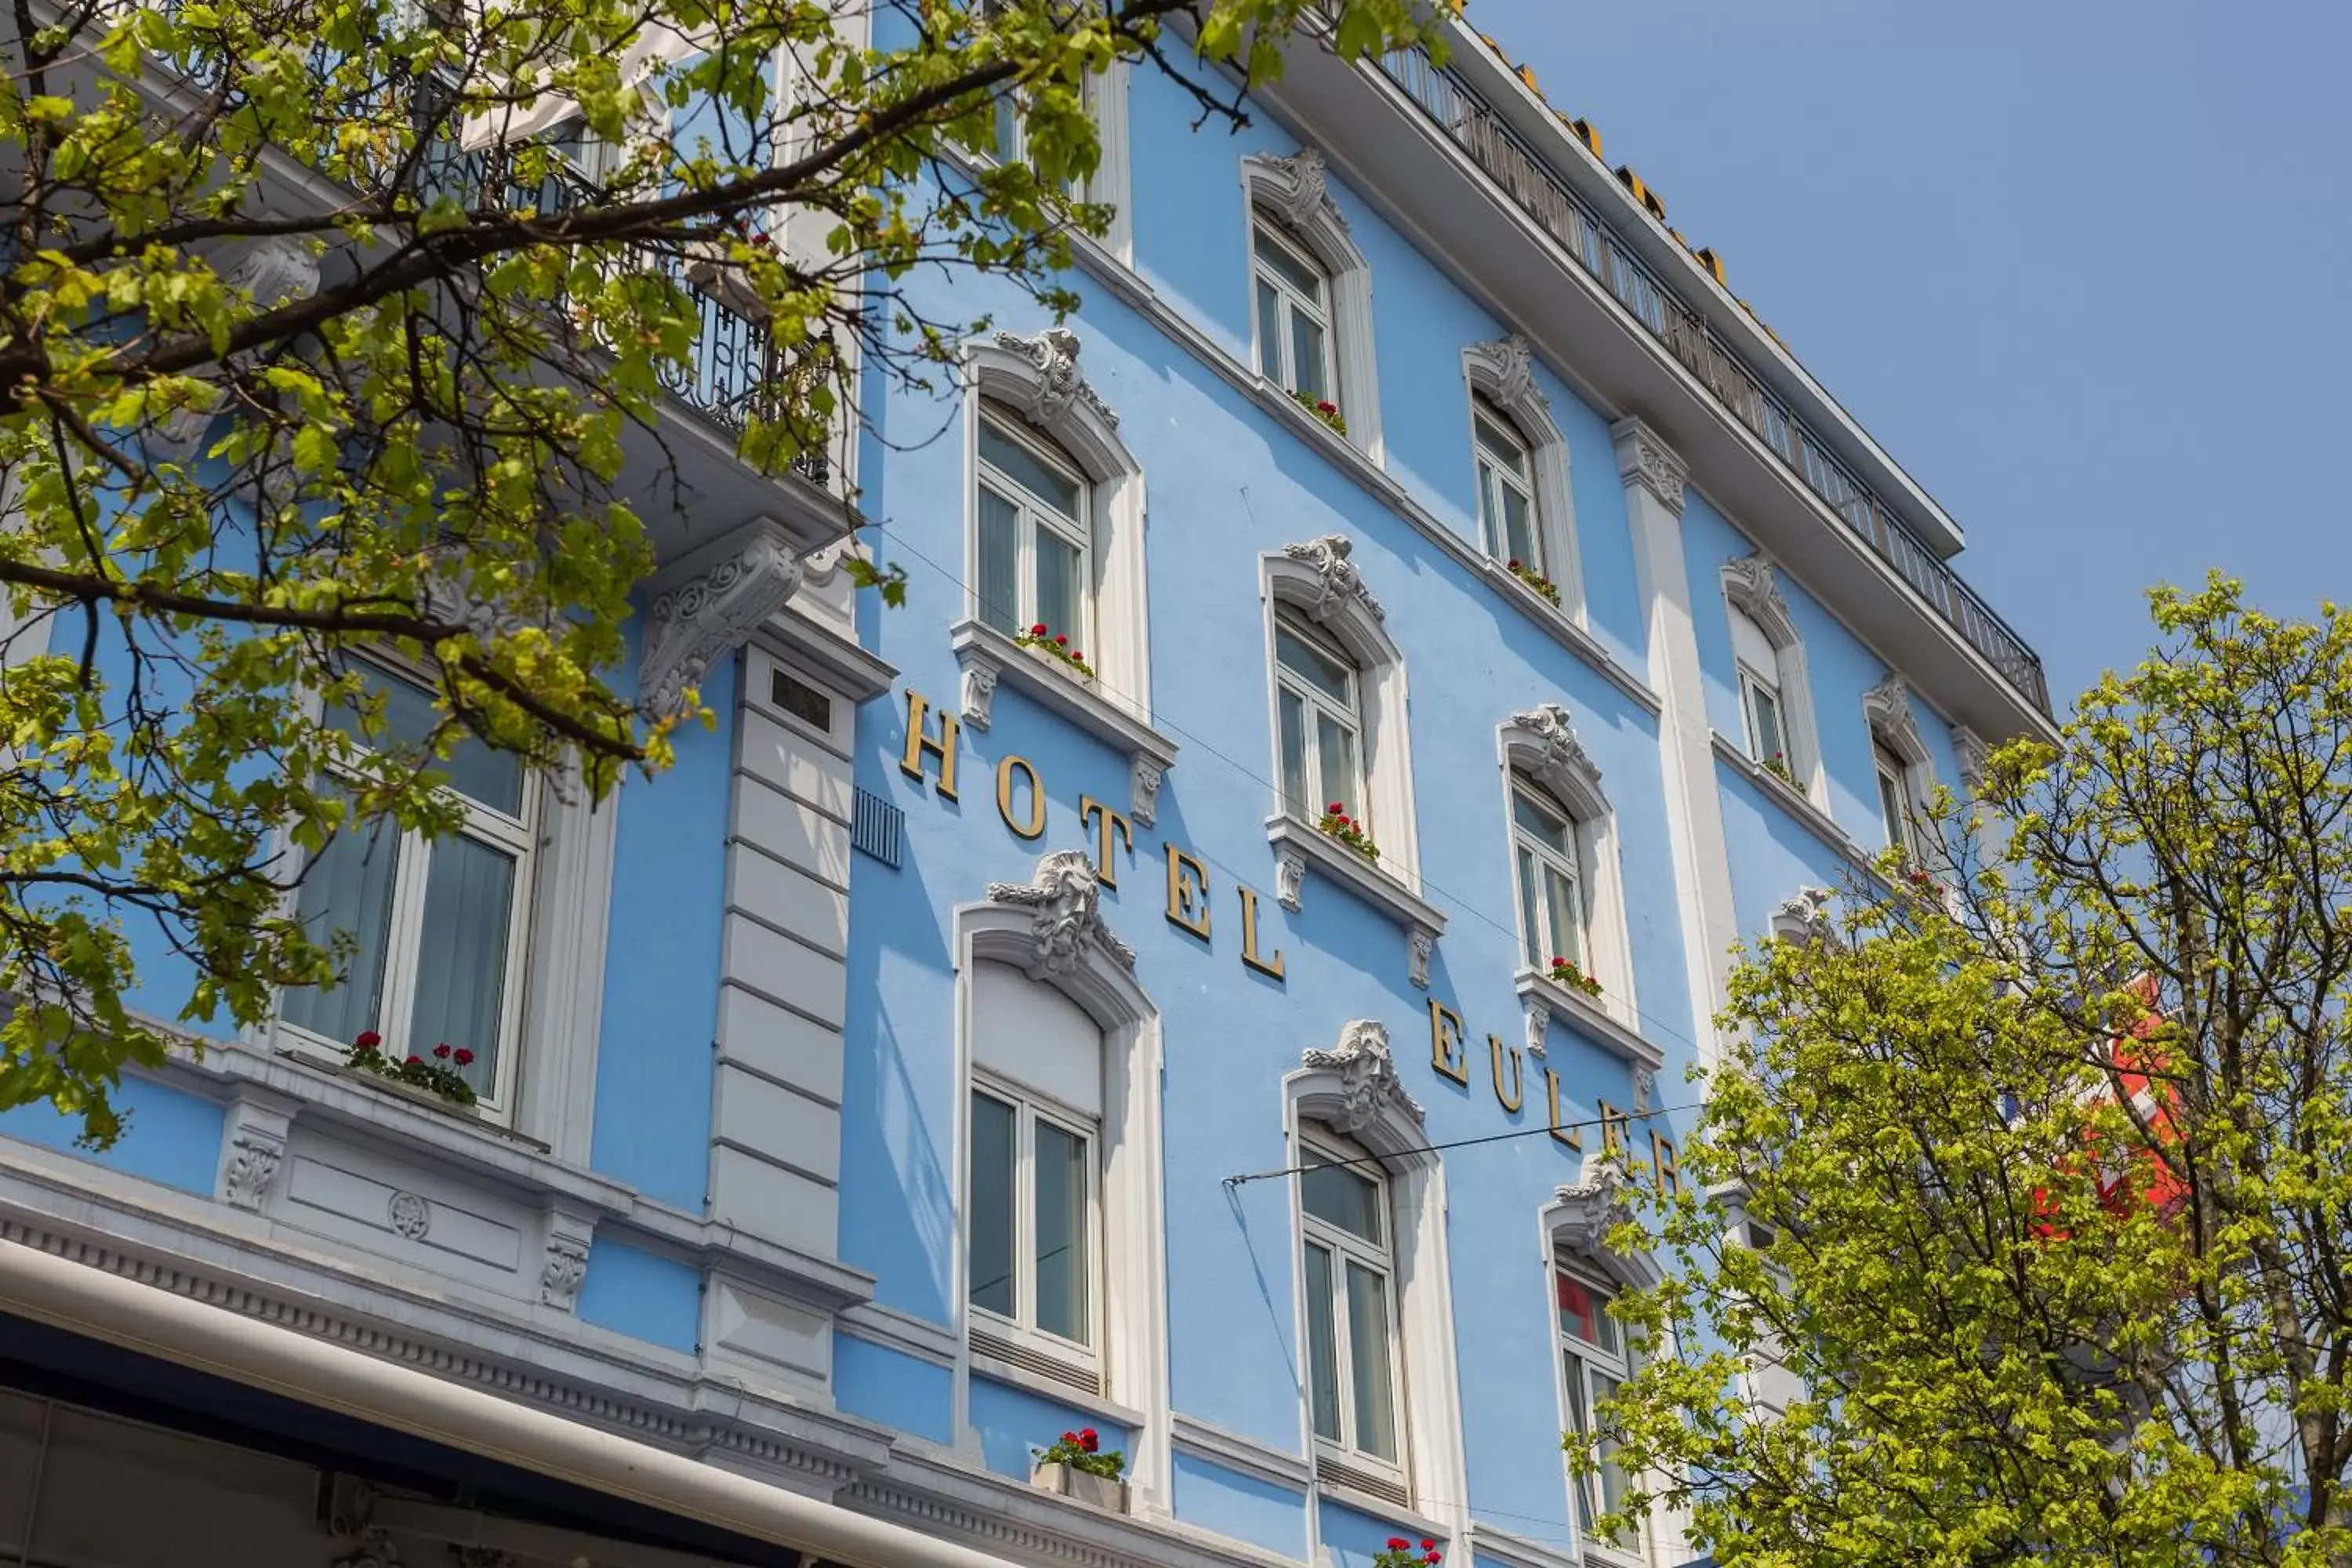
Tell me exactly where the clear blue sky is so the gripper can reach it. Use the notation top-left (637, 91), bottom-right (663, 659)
top-left (1468, 0), bottom-right (2350, 713)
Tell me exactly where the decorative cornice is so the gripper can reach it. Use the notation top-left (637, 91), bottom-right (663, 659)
top-left (1610, 416), bottom-right (1687, 514)
top-left (1721, 550), bottom-right (1797, 647)
top-left (1279, 534), bottom-right (1385, 625)
top-left (1463, 334), bottom-right (1548, 421)
top-left (1502, 703), bottom-right (1606, 815)
top-left (1863, 673), bottom-right (1927, 766)
top-left (985, 850), bottom-right (1136, 978)
top-left (1246, 147), bottom-right (1350, 238)
top-left (639, 517), bottom-right (803, 719)
top-left (993, 327), bottom-right (1119, 432)
top-left (1769, 885), bottom-right (1835, 945)
top-left (1300, 1020), bottom-right (1424, 1134)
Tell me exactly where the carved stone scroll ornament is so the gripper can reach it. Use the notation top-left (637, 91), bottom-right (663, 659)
top-left (1610, 417), bottom-right (1688, 515)
top-left (1464, 334), bottom-right (1548, 422)
top-left (960, 659), bottom-right (999, 732)
top-left (1301, 1019), bottom-right (1425, 1134)
top-left (1250, 147), bottom-right (1351, 238)
top-left (986, 849), bottom-right (1135, 978)
top-left (1721, 551), bottom-right (1795, 648)
top-left (220, 1129), bottom-right (285, 1213)
top-left (1769, 885), bottom-right (1835, 946)
top-left (638, 517), bottom-right (804, 720)
top-left (1504, 703), bottom-right (1605, 815)
top-left (1406, 926), bottom-right (1436, 991)
top-left (539, 1209), bottom-right (594, 1311)
top-left (1863, 673), bottom-right (1927, 766)
top-left (994, 327), bottom-right (1119, 432)
top-left (1274, 843), bottom-right (1308, 913)
top-left (1552, 1156), bottom-right (1639, 1259)
top-left (1131, 755), bottom-right (1166, 828)
top-left (1280, 534), bottom-right (1385, 625)
top-left (1523, 996), bottom-right (1549, 1059)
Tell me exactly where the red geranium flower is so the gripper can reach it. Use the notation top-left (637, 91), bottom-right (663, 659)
top-left (434, 1043), bottom-right (452, 1059)
top-left (1080, 1427), bottom-right (1098, 1452)
top-left (1316, 400), bottom-right (1337, 415)
top-left (453, 1048), bottom-right (475, 1066)
top-left (1062, 1430), bottom-right (1077, 1444)
top-left (1421, 1542), bottom-right (1436, 1553)
top-left (1031, 622), bottom-right (1048, 636)
top-left (1425, 1555), bottom-right (1442, 1564)
top-left (354, 1029), bottom-right (381, 1050)
top-left (1327, 802), bottom-right (1344, 814)
top-left (405, 1055), bottom-right (423, 1066)
top-left (1071, 651), bottom-right (1083, 662)
top-left (1387, 1541), bottom-right (1410, 1552)
top-left (1508, 558), bottom-right (1522, 570)
top-left (1054, 634), bottom-right (1069, 646)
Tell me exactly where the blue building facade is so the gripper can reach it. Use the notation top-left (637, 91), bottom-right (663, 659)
top-left (0, 16), bottom-right (2053, 1568)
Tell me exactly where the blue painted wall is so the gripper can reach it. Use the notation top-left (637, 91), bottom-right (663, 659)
top-left (573, 1235), bottom-right (702, 1353)
top-left (969, 1374), bottom-right (1133, 1483)
top-left (1171, 1453), bottom-right (1310, 1558)
top-left (833, 1333), bottom-right (955, 1446)
top-left (0, 1075), bottom-right (223, 1195)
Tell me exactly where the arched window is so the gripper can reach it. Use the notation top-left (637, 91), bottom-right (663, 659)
top-left (956, 851), bottom-right (1169, 1501)
top-left (1243, 149), bottom-right (1381, 456)
top-left (1722, 552), bottom-right (1821, 800)
top-left (1274, 603), bottom-right (1367, 824)
top-left (975, 405), bottom-right (1091, 649)
top-left (1299, 1124), bottom-right (1403, 1468)
top-left (1511, 778), bottom-right (1587, 974)
top-left (1475, 397), bottom-right (1539, 569)
top-left (1864, 674), bottom-right (1935, 861)
top-left (1464, 335), bottom-right (1582, 621)
top-left (1545, 1159), bottom-right (1669, 1563)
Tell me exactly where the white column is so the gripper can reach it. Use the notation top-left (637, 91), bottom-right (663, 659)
top-left (1613, 419), bottom-right (1740, 1066)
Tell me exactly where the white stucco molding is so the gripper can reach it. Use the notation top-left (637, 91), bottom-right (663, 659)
top-left (1277, 533), bottom-right (1386, 625)
top-left (1863, 673), bottom-right (1929, 769)
top-left (1243, 148), bottom-right (1384, 460)
top-left (1720, 550), bottom-right (1798, 649)
top-left (1284, 1022), bottom-right (1468, 1534)
top-left (1500, 702), bottom-right (1606, 819)
top-left (1611, 416), bottom-right (1687, 516)
top-left (1499, 704), bottom-right (1643, 1051)
top-left (638, 516), bottom-right (803, 718)
top-left (953, 861), bottom-right (1172, 1519)
top-left (1769, 885), bottom-right (1835, 946)
top-left (1464, 335), bottom-right (1584, 623)
top-left (951, 619), bottom-right (1178, 826)
top-left (965, 328), bottom-right (1154, 725)
top-left (1951, 724), bottom-right (1991, 797)
top-left (1544, 1153), bottom-right (1665, 1292)
top-left (1720, 550), bottom-right (1827, 804)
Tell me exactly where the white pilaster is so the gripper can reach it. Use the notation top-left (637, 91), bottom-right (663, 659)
top-left (1613, 419), bottom-right (1740, 1065)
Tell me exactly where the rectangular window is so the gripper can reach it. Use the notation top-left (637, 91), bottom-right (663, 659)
top-left (968, 1081), bottom-right (1098, 1355)
top-left (1273, 607), bottom-right (1366, 824)
top-left (976, 411), bottom-right (1091, 646)
top-left (1252, 221), bottom-right (1334, 405)
top-left (1300, 1136), bottom-right (1403, 1468)
top-left (1475, 402), bottom-right (1539, 573)
top-left (278, 660), bottom-right (535, 1116)
top-left (1512, 783), bottom-right (1585, 973)
top-left (1875, 741), bottom-right (1914, 855)
top-left (1740, 664), bottom-right (1790, 777)
top-left (1557, 1264), bottom-right (1641, 1555)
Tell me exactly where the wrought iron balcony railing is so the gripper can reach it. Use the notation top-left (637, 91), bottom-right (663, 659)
top-left (1373, 45), bottom-right (2048, 715)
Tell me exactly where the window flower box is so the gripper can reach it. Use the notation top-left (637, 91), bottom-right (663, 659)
top-left (343, 1031), bottom-right (480, 1112)
top-left (1317, 804), bottom-right (1380, 862)
top-left (1760, 751), bottom-right (1800, 789)
top-left (1292, 388), bottom-right (1348, 436)
top-left (1013, 623), bottom-right (1096, 680)
top-left (1546, 956), bottom-right (1602, 998)
top-left (1504, 558), bottom-right (1560, 608)
top-left (1030, 1428), bottom-right (1130, 1514)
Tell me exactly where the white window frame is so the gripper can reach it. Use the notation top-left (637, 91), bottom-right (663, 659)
top-left (1874, 739), bottom-right (1916, 857)
top-left (1864, 674), bottom-right (1937, 867)
top-left (1250, 219), bottom-right (1338, 405)
top-left (1272, 603), bottom-right (1368, 825)
top-left (1737, 658), bottom-right (1793, 778)
top-left (272, 655), bottom-right (539, 1123)
top-left (1722, 553), bottom-right (1824, 804)
top-left (967, 1072), bottom-right (1103, 1375)
top-left (1241, 150), bottom-right (1383, 459)
top-left (1555, 1257), bottom-right (1648, 1565)
top-left (1463, 335), bottom-right (1583, 624)
top-left (1510, 779), bottom-right (1588, 973)
top-left (975, 405), bottom-right (1094, 649)
top-left (1475, 397), bottom-right (1542, 574)
top-left (1298, 1127), bottom-right (1408, 1479)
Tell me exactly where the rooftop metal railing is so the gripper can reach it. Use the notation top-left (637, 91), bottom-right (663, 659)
top-left (1374, 45), bottom-right (2049, 715)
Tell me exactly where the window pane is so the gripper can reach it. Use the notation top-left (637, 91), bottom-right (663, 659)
top-left (1316, 712), bottom-right (1361, 825)
top-left (330, 666), bottom-right (520, 815)
top-left (1290, 310), bottom-right (1329, 404)
top-left (1033, 1118), bottom-right (1090, 1345)
top-left (281, 800), bottom-right (401, 1045)
top-left (1301, 1157), bottom-right (1383, 1244)
top-left (1475, 409), bottom-right (1526, 472)
top-left (1033, 526), bottom-right (1084, 651)
top-left (1558, 1269), bottom-right (1618, 1354)
top-left (1279, 687), bottom-right (1310, 818)
top-left (1748, 678), bottom-right (1786, 767)
top-left (1878, 765), bottom-right (1910, 851)
top-left (1303, 1242), bottom-right (1342, 1443)
top-left (402, 832), bottom-right (517, 1091)
top-left (1544, 861), bottom-right (1583, 973)
top-left (991, 93), bottom-right (1018, 159)
top-left (1592, 1370), bottom-right (1633, 1546)
top-left (1256, 279), bottom-right (1285, 383)
top-left (1563, 1351), bottom-right (1597, 1536)
top-left (1274, 620), bottom-right (1353, 705)
top-left (978, 416), bottom-right (1083, 519)
top-left (1512, 787), bottom-right (1572, 851)
top-left (977, 485), bottom-right (1022, 634)
top-left (969, 1093), bottom-right (1017, 1318)
top-left (1517, 846), bottom-right (1548, 971)
top-left (1345, 1261), bottom-right (1397, 1461)
top-left (1500, 482), bottom-right (1537, 569)
top-left (1254, 224), bottom-right (1325, 299)
top-left (1478, 463), bottom-right (1505, 559)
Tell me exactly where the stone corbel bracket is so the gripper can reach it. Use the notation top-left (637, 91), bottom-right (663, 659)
top-left (949, 619), bottom-right (1178, 826)
top-left (639, 517), bottom-right (804, 719)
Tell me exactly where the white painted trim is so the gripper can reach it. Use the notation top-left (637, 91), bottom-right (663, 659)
top-left (950, 883), bottom-right (1172, 1519)
top-left (518, 768), bottom-right (620, 1163)
top-left (1720, 552), bottom-right (1827, 809)
top-left (964, 330), bottom-right (1152, 724)
top-left (837, 1300), bottom-right (960, 1368)
top-left (950, 617), bottom-right (1178, 826)
top-left (1464, 336), bottom-right (1584, 628)
top-left (1168, 1413), bottom-right (1312, 1490)
top-left (1708, 731), bottom-right (1875, 878)
top-left (1497, 707), bottom-right (1636, 1036)
top-left (1242, 149), bottom-right (1384, 463)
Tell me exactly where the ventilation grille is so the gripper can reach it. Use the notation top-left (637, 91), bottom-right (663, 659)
top-left (851, 788), bottom-right (902, 868)
top-left (1316, 1454), bottom-right (1411, 1508)
top-left (970, 1327), bottom-right (1102, 1397)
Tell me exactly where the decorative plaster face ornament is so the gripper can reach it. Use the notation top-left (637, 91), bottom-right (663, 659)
top-left (985, 849), bottom-right (1135, 978)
